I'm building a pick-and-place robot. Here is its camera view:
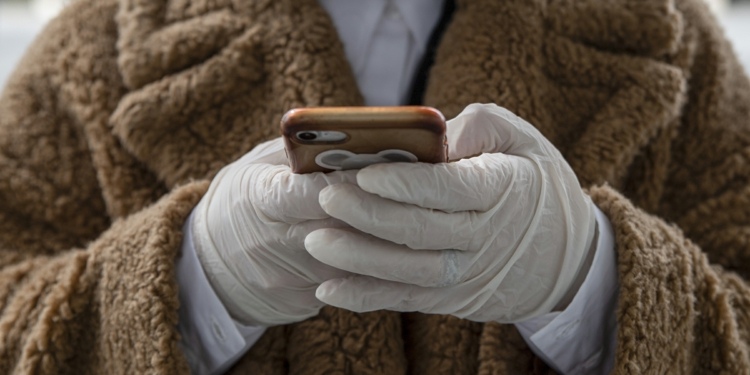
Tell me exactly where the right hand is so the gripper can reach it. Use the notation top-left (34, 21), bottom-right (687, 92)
top-left (190, 138), bottom-right (358, 326)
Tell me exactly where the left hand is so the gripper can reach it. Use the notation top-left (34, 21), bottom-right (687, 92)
top-left (304, 103), bottom-right (598, 323)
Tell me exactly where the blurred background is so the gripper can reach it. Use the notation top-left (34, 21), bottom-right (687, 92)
top-left (1, 0), bottom-right (750, 90)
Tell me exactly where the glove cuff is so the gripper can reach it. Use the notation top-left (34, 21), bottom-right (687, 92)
top-left (553, 202), bottom-right (599, 312)
top-left (190, 183), bottom-right (267, 326)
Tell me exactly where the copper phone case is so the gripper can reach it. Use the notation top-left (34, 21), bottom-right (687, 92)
top-left (281, 106), bottom-right (448, 174)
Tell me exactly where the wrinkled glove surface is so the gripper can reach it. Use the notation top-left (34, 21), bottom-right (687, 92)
top-left (306, 103), bottom-right (598, 323)
top-left (191, 139), bottom-right (357, 326)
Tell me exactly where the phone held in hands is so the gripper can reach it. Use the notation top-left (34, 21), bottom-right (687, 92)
top-left (280, 106), bottom-right (448, 174)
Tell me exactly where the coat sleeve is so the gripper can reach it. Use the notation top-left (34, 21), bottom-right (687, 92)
top-left (596, 1), bottom-right (750, 372)
top-left (0, 0), bottom-right (208, 373)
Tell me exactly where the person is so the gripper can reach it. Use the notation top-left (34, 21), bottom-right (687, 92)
top-left (0, 0), bottom-right (748, 374)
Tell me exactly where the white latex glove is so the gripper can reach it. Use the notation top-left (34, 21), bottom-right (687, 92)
top-left (305, 103), bottom-right (598, 323)
top-left (191, 138), bottom-right (358, 326)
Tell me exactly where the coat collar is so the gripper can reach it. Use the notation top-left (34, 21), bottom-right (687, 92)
top-left (111, 0), bottom-right (686, 192)
top-left (424, 0), bottom-right (686, 190)
top-left (112, 0), bottom-right (364, 188)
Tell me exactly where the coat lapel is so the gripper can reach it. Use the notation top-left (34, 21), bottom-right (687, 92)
top-left (425, 0), bottom-right (686, 192)
top-left (111, 0), bottom-right (363, 188)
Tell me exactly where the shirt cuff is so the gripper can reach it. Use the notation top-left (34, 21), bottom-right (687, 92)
top-left (176, 212), bottom-right (266, 375)
top-left (515, 205), bottom-right (618, 375)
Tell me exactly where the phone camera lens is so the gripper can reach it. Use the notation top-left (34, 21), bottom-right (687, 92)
top-left (297, 132), bottom-right (317, 141)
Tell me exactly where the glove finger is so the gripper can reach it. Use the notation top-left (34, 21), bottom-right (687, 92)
top-left (232, 282), bottom-right (325, 327)
top-left (316, 275), bottom-right (438, 313)
top-left (305, 228), bottom-right (462, 288)
top-left (447, 103), bottom-right (556, 159)
top-left (252, 165), bottom-right (360, 223)
top-left (236, 137), bottom-right (287, 166)
top-left (357, 153), bottom-right (518, 212)
top-left (275, 218), bottom-right (354, 282)
top-left (320, 183), bottom-right (488, 251)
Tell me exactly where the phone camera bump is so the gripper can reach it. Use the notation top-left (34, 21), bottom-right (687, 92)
top-left (297, 132), bottom-right (318, 141)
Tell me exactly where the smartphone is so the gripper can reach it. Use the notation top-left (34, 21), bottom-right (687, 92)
top-left (281, 106), bottom-right (448, 174)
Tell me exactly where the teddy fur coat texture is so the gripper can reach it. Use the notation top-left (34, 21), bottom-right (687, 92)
top-left (1, 0), bottom-right (750, 373)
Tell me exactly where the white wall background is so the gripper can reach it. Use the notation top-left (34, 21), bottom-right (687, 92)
top-left (722, 3), bottom-right (750, 70)
top-left (1, 0), bottom-right (64, 90)
top-left (1, 0), bottom-right (750, 91)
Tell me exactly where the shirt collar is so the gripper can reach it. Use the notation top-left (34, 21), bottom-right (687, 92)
top-left (318, 0), bottom-right (445, 71)
top-left (318, 0), bottom-right (386, 73)
top-left (392, 0), bottom-right (446, 52)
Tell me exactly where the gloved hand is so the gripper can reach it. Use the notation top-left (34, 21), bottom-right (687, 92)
top-left (190, 138), bottom-right (358, 326)
top-left (305, 103), bottom-right (598, 323)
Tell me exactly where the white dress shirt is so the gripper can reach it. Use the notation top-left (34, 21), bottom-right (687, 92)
top-left (318, 0), bottom-right (442, 106)
top-left (176, 1), bottom-right (619, 374)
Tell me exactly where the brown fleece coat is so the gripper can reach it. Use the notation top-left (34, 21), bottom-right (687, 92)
top-left (1, 0), bottom-right (749, 373)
